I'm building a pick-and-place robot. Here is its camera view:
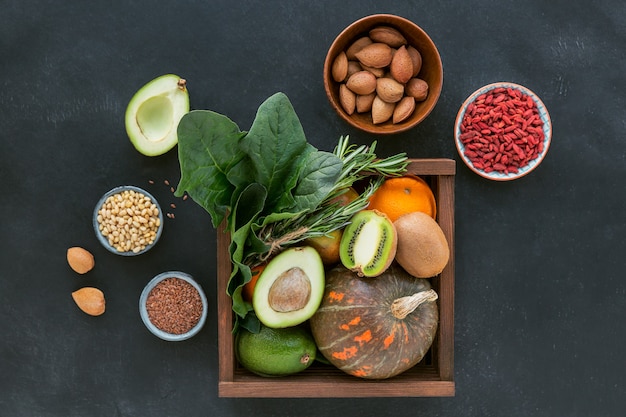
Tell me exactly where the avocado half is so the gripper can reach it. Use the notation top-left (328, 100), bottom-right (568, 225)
top-left (252, 246), bottom-right (325, 328)
top-left (125, 74), bottom-right (190, 156)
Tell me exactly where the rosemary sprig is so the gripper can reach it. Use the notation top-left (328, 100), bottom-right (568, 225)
top-left (250, 136), bottom-right (407, 263)
top-left (328, 135), bottom-right (408, 193)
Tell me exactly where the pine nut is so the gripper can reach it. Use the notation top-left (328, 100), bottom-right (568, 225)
top-left (97, 189), bottom-right (161, 253)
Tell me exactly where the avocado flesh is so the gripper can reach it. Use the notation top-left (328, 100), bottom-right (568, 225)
top-left (252, 246), bottom-right (325, 328)
top-left (125, 74), bottom-right (189, 156)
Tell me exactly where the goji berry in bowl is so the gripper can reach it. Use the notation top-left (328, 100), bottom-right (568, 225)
top-left (139, 271), bottom-right (208, 342)
top-left (93, 185), bottom-right (164, 256)
top-left (454, 82), bottom-right (552, 181)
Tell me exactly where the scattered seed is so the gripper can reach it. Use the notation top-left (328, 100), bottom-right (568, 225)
top-left (148, 180), bottom-right (155, 185)
top-left (164, 180), bottom-right (170, 186)
top-left (182, 194), bottom-right (188, 201)
top-left (170, 187), bottom-right (175, 193)
top-left (170, 203), bottom-right (176, 209)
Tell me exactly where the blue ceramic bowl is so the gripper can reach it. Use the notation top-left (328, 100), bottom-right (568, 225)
top-left (139, 271), bottom-right (208, 342)
top-left (93, 185), bottom-right (164, 256)
top-left (454, 82), bottom-right (552, 181)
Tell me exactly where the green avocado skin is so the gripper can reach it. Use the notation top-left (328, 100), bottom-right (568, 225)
top-left (235, 325), bottom-right (317, 377)
top-left (125, 74), bottom-right (189, 157)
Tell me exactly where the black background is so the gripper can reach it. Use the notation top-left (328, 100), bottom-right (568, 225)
top-left (2, 0), bottom-right (625, 416)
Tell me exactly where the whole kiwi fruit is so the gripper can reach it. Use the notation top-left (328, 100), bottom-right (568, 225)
top-left (394, 211), bottom-right (449, 278)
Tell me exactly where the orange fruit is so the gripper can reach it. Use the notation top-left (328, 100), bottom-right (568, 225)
top-left (305, 229), bottom-right (343, 266)
top-left (367, 175), bottom-right (436, 222)
top-left (328, 187), bottom-right (359, 207)
top-left (242, 264), bottom-right (266, 302)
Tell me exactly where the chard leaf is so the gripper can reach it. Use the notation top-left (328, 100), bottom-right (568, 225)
top-left (175, 110), bottom-right (247, 228)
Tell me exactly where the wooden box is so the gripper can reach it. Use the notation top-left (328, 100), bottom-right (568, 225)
top-left (217, 159), bottom-right (456, 397)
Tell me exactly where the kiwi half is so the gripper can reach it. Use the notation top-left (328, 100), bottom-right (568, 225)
top-left (339, 210), bottom-right (397, 277)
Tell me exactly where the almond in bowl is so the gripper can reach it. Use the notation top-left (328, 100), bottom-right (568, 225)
top-left (324, 14), bottom-right (443, 134)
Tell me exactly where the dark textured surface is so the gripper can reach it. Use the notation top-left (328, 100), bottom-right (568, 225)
top-left (1, 0), bottom-right (625, 415)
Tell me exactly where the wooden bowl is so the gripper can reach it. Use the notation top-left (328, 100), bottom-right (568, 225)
top-left (324, 14), bottom-right (443, 135)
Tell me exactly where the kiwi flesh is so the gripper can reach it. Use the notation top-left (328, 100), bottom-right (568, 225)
top-left (339, 210), bottom-right (397, 277)
top-left (394, 211), bottom-right (449, 278)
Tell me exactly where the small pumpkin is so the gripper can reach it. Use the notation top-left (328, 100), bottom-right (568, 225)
top-left (309, 263), bottom-right (438, 379)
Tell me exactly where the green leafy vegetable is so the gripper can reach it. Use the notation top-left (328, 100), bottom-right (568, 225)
top-left (175, 92), bottom-right (408, 332)
top-left (176, 110), bottom-right (247, 227)
top-left (176, 93), bottom-right (343, 330)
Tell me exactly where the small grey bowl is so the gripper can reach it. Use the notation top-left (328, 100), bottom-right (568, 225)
top-left (139, 271), bottom-right (208, 342)
top-left (93, 185), bottom-right (164, 256)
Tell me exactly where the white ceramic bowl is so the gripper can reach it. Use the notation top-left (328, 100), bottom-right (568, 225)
top-left (139, 271), bottom-right (208, 342)
top-left (454, 82), bottom-right (552, 181)
top-left (93, 185), bottom-right (164, 255)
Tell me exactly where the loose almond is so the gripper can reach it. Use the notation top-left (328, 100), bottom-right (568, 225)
top-left (406, 78), bottom-right (429, 101)
top-left (369, 26), bottom-right (407, 48)
top-left (393, 96), bottom-right (416, 123)
top-left (390, 45), bottom-right (413, 84)
top-left (332, 51), bottom-right (349, 82)
top-left (346, 36), bottom-right (373, 60)
top-left (376, 77), bottom-right (405, 103)
top-left (346, 71), bottom-right (377, 95)
top-left (356, 93), bottom-right (376, 113)
top-left (72, 287), bottom-right (106, 316)
top-left (407, 46), bottom-right (423, 76)
top-left (339, 84), bottom-right (356, 115)
top-left (354, 43), bottom-right (393, 69)
top-left (371, 95), bottom-right (395, 124)
top-left (67, 247), bottom-right (95, 274)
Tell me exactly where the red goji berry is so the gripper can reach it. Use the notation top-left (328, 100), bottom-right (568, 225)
top-left (459, 86), bottom-right (545, 174)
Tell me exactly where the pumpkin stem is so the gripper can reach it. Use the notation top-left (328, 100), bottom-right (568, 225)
top-left (390, 289), bottom-right (438, 319)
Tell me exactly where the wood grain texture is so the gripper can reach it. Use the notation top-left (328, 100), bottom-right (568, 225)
top-left (218, 159), bottom-right (455, 397)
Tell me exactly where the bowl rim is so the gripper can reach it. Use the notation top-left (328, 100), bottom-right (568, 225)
top-left (324, 13), bottom-right (443, 134)
top-left (454, 82), bottom-right (552, 181)
top-left (93, 185), bottom-right (164, 256)
top-left (139, 271), bottom-right (208, 342)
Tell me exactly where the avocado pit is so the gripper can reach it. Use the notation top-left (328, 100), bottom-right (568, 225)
top-left (268, 267), bottom-right (311, 312)
top-left (252, 246), bottom-right (325, 328)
